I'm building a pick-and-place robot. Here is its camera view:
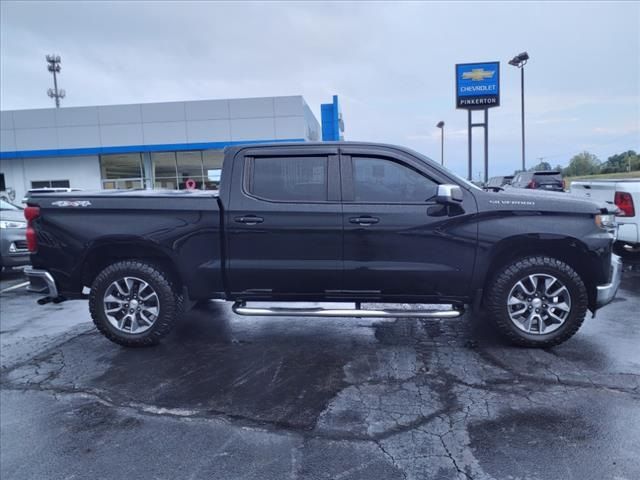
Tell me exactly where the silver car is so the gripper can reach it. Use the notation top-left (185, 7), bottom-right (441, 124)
top-left (0, 199), bottom-right (29, 271)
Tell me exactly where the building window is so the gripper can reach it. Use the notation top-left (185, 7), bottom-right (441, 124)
top-left (203, 150), bottom-right (223, 190)
top-left (100, 153), bottom-right (144, 189)
top-left (98, 150), bottom-right (223, 191)
top-left (0, 173), bottom-right (5, 191)
top-left (31, 180), bottom-right (71, 189)
top-left (176, 151), bottom-right (204, 189)
top-left (151, 149), bottom-right (223, 190)
top-left (152, 152), bottom-right (178, 189)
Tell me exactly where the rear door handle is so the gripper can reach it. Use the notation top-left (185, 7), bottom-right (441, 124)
top-left (349, 216), bottom-right (380, 226)
top-left (234, 215), bottom-right (264, 225)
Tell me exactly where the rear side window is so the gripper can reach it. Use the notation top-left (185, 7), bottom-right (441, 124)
top-left (352, 157), bottom-right (438, 203)
top-left (249, 156), bottom-right (328, 202)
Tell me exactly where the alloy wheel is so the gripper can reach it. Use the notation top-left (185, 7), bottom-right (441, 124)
top-left (103, 276), bottom-right (160, 334)
top-left (506, 273), bottom-right (572, 335)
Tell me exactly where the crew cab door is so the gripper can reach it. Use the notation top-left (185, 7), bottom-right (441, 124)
top-left (340, 146), bottom-right (477, 300)
top-left (226, 146), bottom-right (342, 298)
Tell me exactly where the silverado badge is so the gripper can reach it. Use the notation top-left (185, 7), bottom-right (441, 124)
top-left (51, 200), bottom-right (92, 207)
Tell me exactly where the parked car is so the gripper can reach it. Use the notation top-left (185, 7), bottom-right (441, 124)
top-left (485, 175), bottom-right (514, 190)
top-left (570, 178), bottom-right (640, 256)
top-left (22, 187), bottom-right (81, 204)
top-left (0, 199), bottom-right (29, 271)
top-left (509, 171), bottom-right (565, 191)
top-left (24, 142), bottom-right (621, 348)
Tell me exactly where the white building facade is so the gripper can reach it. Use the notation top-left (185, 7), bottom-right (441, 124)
top-left (0, 95), bottom-right (321, 201)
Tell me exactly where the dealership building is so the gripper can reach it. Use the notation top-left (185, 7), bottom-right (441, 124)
top-left (0, 95), bottom-right (343, 202)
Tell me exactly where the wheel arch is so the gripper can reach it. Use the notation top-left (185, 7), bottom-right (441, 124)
top-left (80, 238), bottom-right (183, 293)
top-left (479, 234), bottom-right (599, 309)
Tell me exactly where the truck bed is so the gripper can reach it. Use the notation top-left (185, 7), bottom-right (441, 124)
top-left (26, 189), bottom-right (224, 299)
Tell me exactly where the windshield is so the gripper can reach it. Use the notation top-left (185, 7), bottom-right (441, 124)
top-left (0, 199), bottom-right (21, 211)
top-left (533, 172), bottom-right (563, 181)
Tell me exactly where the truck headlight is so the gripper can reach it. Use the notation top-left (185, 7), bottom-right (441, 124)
top-left (595, 214), bottom-right (616, 230)
top-left (0, 220), bottom-right (27, 229)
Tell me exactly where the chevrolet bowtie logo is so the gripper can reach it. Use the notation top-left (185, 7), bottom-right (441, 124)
top-left (462, 68), bottom-right (495, 81)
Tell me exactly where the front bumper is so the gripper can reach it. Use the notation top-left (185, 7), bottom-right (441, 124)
top-left (596, 254), bottom-right (623, 309)
top-left (24, 267), bottom-right (59, 298)
top-left (0, 229), bottom-right (30, 267)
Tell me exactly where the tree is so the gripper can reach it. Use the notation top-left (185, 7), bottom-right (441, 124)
top-left (563, 151), bottom-right (601, 177)
top-left (529, 161), bottom-right (552, 172)
top-left (600, 150), bottom-right (639, 174)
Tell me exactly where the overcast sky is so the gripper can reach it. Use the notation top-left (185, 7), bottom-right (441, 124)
top-left (1, 1), bottom-right (639, 178)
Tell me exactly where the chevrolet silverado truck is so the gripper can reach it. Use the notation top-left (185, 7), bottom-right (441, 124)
top-left (23, 142), bottom-right (622, 348)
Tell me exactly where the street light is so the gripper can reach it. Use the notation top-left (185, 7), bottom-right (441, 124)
top-left (509, 51), bottom-right (529, 172)
top-left (436, 121), bottom-right (445, 166)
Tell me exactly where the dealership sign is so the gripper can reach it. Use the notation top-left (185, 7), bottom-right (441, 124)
top-left (455, 62), bottom-right (500, 109)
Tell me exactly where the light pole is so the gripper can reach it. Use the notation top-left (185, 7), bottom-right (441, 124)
top-left (46, 54), bottom-right (66, 108)
top-left (509, 51), bottom-right (529, 172)
top-left (436, 121), bottom-right (445, 166)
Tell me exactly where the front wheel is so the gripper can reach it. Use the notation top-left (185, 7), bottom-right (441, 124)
top-left (89, 260), bottom-right (182, 347)
top-left (485, 256), bottom-right (588, 347)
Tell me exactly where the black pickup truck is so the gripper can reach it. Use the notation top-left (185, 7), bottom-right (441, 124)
top-left (24, 142), bottom-right (622, 348)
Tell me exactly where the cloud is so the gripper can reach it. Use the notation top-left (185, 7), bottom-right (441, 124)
top-left (1, 0), bottom-right (638, 178)
top-left (592, 124), bottom-right (640, 136)
top-left (533, 117), bottom-right (578, 125)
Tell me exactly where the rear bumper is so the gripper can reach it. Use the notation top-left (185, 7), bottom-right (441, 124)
top-left (1, 252), bottom-right (30, 267)
top-left (24, 267), bottom-right (59, 298)
top-left (596, 254), bottom-right (623, 309)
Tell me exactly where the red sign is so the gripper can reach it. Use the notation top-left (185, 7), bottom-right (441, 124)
top-left (185, 178), bottom-right (197, 190)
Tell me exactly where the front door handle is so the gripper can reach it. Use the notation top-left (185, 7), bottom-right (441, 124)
top-left (234, 215), bottom-right (264, 225)
top-left (349, 216), bottom-right (380, 226)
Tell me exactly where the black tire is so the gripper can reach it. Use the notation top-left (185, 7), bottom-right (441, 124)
top-left (485, 256), bottom-right (588, 348)
top-left (89, 260), bottom-right (181, 347)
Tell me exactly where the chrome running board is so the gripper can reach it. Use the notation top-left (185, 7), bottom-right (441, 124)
top-left (232, 302), bottom-right (464, 319)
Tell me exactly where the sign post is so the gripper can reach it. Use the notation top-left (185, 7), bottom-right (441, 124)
top-left (455, 61), bottom-right (500, 182)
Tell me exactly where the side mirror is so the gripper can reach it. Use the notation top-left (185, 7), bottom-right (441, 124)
top-left (435, 184), bottom-right (463, 205)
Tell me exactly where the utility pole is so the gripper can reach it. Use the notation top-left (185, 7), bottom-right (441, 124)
top-left (46, 54), bottom-right (65, 108)
top-left (436, 121), bottom-right (445, 166)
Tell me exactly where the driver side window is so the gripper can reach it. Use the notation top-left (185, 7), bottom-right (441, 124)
top-left (352, 157), bottom-right (438, 203)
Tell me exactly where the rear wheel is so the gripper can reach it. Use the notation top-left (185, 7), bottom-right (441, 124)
top-left (485, 256), bottom-right (588, 347)
top-left (89, 260), bottom-right (181, 347)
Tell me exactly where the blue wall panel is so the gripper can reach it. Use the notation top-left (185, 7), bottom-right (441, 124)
top-left (321, 95), bottom-right (342, 141)
top-left (0, 138), bottom-right (305, 160)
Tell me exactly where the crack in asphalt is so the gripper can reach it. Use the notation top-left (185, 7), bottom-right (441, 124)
top-left (438, 434), bottom-right (473, 480)
top-left (2, 306), bottom-right (640, 480)
top-left (2, 321), bottom-right (639, 438)
top-left (375, 440), bottom-right (409, 480)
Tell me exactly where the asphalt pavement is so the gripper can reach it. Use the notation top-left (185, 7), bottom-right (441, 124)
top-left (1, 262), bottom-right (639, 479)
